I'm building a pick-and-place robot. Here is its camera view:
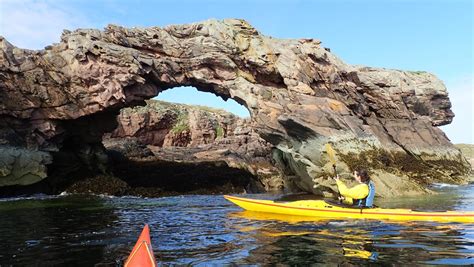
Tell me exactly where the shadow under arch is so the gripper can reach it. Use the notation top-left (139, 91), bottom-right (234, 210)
top-left (98, 85), bottom-right (269, 196)
top-left (0, 84), bottom-right (267, 197)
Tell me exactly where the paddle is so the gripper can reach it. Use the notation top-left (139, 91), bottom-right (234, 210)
top-left (325, 143), bottom-right (337, 177)
top-left (325, 143), bottom-right (342, 201)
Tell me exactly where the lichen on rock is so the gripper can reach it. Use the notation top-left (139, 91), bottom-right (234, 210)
top-left (0, 146), bottom-right (52, 186)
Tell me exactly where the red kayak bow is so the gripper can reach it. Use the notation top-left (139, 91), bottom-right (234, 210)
top-left (124, 224), bottom-right (156, 267)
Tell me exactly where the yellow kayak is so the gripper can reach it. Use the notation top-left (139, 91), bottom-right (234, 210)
top-left (224, 195), bottom-right (474, 223)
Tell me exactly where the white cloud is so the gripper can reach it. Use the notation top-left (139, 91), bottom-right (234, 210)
top-left (440, 75), bottom-right (474, 144)
top-left (0, 0), bottom-right (91, 49)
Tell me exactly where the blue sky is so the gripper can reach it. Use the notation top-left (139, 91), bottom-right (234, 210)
top-left (0, 0), bottom-right (472, 143)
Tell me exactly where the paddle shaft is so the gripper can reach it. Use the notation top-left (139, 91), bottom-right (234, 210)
top-left (325, 144), bottom-right (342, 201)
top-left (332, 164), bottom-right (343, 201)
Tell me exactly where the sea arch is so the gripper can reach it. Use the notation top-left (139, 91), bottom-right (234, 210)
top-left (0, 19), bottom-right (468, 196)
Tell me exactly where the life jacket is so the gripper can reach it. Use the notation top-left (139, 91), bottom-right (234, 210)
top-left (356, 181), bottom-right (375, 208)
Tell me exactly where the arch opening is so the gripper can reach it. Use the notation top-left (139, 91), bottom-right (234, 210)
top-left (155, 86), bottom-right (250, 118)
top-left (87, 86), bottom-right (273, 197)
top-left (0, 84), bottom-right (280, 197)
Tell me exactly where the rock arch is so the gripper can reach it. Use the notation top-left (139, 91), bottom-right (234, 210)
top-left (0, 19), bottom-right (469, 196)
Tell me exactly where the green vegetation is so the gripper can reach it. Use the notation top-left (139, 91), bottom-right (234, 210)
top-left (215, 125), bottom-right (224, 138)
top-left (120, 99), bottom-right (237, 137)
top-left (149, 99), bottom-right (229, 115)
top-left (122, 99), bottom-right (234, 118)
top-left (337, 145), bottom-right (469, 184)
top-left (171, 122), bottom-right (189, 134)
top-left (171, 111), bottom-right (190, 134)
top-left (407, 70), bottom-right (427, 75)
top-left (193, 104), bottom-right (229, 115)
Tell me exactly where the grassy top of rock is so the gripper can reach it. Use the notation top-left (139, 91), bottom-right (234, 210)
top-left (455, 144), bottom-right (474, 158)
top-left (121, 99), bottom-right (236, 117)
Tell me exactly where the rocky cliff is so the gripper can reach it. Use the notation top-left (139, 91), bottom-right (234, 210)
top-left (103, 99), bottom-right (284, 192)
top-left (0, 19), bottom-right (470, 197)
top-left (455, 144), bottom-right (474, 174)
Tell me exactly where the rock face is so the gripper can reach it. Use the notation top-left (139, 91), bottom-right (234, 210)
top-left (455, 144), bottom-right (474, 174)
top-left (0, 19), bottom-right (470, 196)
top-left (103, 100), bottom-right (285, 191)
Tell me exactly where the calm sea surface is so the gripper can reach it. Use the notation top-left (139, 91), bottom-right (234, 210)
top-left (0, 184), bottom-right (473, 266)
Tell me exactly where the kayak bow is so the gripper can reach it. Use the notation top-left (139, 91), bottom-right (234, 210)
top-left (224, 195), bottom-right (474, 223)
top-left (124, 224), bottom-right (157, 267)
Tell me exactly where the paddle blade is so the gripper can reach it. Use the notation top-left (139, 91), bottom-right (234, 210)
top-left (325, 143), bottom-right (336, 165)
top-left (125, 224), bottom-right (156, 267)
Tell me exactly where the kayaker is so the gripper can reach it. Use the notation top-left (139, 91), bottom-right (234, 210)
top-left (334, 169), bottom-right (375, 208)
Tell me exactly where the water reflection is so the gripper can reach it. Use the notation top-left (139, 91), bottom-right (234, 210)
top-left (228, 208), bottom-right (474, 265)
top-left (0, 195), bottom-right (120, 266)
top-left (0, 185), bottom-right (472, 265)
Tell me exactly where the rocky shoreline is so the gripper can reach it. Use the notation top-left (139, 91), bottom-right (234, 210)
top-left (0, 19), bottom-right (471, 198)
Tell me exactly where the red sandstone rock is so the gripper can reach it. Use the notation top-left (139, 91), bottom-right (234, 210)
top-left (0, 19), bottom-right (469, 195)
top-left (103, 100), bottom-right (284, 191)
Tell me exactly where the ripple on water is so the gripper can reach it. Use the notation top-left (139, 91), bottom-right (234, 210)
top-left (0, 186), bottom-right (473, 265)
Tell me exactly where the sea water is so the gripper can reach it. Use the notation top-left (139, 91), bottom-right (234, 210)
top-left (0, 184), bottom-right (472, 265)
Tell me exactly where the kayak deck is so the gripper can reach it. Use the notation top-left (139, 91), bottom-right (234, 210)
top-left (124, 224), bottom-right (157, 267)
top-left (224, 195), bottom-right (474, 223)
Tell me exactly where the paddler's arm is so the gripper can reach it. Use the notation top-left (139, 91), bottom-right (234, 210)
top-left (335, 179), bottom-right (353, 204)
top-left (335, 179), bottom-right (369, 204)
